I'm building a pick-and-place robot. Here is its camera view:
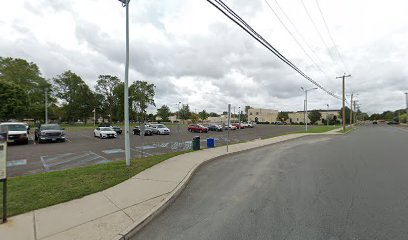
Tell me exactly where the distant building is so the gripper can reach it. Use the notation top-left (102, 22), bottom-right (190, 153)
top-left (248, 107), bottom-right (340, 124)
top-left (248, 108), bottom-right (279, 123)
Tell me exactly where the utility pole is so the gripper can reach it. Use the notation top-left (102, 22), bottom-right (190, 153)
top-left (353, 100), bottom-right (357, 124)
top-left (44, 88), bottom-right (48, 124)
top-left (336, 74), bottom-right (351, 132)
top-left (349, 93), bottom-right (353, 128)
top-left (177, 102), bottom-right (181, 145)
top-left (227, 104), bottom-right (231, 152)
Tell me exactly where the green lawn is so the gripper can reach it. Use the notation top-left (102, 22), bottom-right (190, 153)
top-left (295, 125), bottom-right (339, 133)
top-left (338, 128), bottom-right (353, 133)
top-left (2, 151), bottom-right (188, 217)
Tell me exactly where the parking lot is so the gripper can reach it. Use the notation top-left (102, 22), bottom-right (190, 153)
top-left (6, 124), bottom-right (307, 177)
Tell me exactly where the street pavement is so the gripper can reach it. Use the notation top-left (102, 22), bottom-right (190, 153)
top-left (133, 125), bottom-right (408, 240)
top-left (6, 124), bottom-right (306, 177)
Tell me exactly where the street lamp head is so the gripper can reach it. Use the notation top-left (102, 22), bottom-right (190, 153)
top-left (300, 87), bottom-right (304, 91)
top-left (117, 0), bottom-right (130, 7)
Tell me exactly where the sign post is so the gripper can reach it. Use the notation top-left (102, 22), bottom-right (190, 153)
top-left (0, 131), bottom-right (7, 223)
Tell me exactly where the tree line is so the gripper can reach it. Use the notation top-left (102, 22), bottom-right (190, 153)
top-left (0, 56), bottom-right (156, 123)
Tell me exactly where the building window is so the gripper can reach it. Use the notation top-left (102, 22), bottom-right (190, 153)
top-left (297, 118), bottom-right (299, 121)
top-left (256, 112), bottom-right (259, 115)
top-left (249, 112), bottom-right (253, 115)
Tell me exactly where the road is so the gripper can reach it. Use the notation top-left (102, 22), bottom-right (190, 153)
top-left (6, 124), bottom-right (306, 177)
top-left (132, 125), bottom-right (408, 240)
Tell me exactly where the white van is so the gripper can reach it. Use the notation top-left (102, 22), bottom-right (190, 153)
top-left (0, 122), bottom-right (29, 144)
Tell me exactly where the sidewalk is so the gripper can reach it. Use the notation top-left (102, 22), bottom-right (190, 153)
top-left (0, 129), bottom-right (342, 240)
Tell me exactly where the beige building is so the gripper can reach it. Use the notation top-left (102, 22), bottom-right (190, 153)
top-left (248, 108), bottom-right (279, 123)
top-left (248, 107), bottom-right (340, 124)
top-left (287, 110), bottom-right (340, 124)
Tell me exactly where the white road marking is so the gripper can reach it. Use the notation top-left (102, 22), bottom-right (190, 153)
top-left (65, 138), bottom-right (72, 143)
top-left (102, 149), bottom-right (125, 154)
top-left (7, 159), bottom-right (27, 167)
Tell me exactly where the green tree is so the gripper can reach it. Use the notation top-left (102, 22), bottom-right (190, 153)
top-left (276, 111), bottom-right (289, 122)
top-left (308, 110), bottom-right (322, 124)
top-left (339, 107), bottom-right (353, 123)
top-left (198, 110), bottom-right (209, 123)
top-left (0, 80), bottom-right (29, 120)
top-left (157, 105), bottom-right (171, 122)
top-left (53, 70), bottom-right (94, 123)
top-left (0, 57), bottom-right (53, 120)
top-left (129, 80), bottom-right (156, 122)
top-left (209, 112), bottom-right (219, 117)
top-left (179, 104), bottom-right (191, 123)
top-left (95, 75), bottom-right (121, 122)
top-left (113, 83), bottom-right (124, 121)
top-left (191, 113), bottom-right (199, 123)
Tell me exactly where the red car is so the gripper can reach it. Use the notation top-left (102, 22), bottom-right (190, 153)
top-left (188, 124), bottom-right (208, 133)
top-left (232, 123), bottom-right (246, 129)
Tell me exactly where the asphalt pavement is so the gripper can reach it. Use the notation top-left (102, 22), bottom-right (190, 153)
top-left (6, 124), bottom-right (306, 177)
top-left (132, 125), bottom-right (408, 240)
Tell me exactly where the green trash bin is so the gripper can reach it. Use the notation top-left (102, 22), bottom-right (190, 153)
top-left (192, 136), bottom-right (200, 150)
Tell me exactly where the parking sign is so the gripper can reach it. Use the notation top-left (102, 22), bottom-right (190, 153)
top-left (0, 132), bottom-right (6, 180)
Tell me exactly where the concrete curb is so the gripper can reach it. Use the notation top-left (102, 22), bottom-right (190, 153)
top-left (113, 130), bottom-right (342, 240)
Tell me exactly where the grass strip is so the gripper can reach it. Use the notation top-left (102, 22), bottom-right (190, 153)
top-left (3, 151), bottom-right (188, 217)
top-left (293, 125), bottom-right (339, 134)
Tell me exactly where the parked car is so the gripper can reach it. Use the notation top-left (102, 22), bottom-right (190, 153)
top-left (188, 124), bottom-right (208, 133)
top-left (207, 124), bottom-right (223, 131)
top-left (0, 122), bottom-right (29, 144)
top-left (246, 122), bottom-right (255, 128)
top-left (150, 124), bottom-right (170, 135)
top-left (232, 123), bottom-right (246, 129)
top-left (373, 121), bottom-right (378, 124)
top-left (224, 124), bottom-right (237, 130)
top-left (133, 125), bottom-right (153, 136)
top-left (387, 121), bottom-right (399, 125)
top-left (94, 127), bottom-right (117, 138)
top-left (111, 126), bottom-right (122, 134)
top-left (35, 124), bottom-right (65, 143)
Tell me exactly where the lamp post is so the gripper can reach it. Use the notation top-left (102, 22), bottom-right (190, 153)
top-left (326, 104), bottom-right (329, 126)
top-left (238, 107), bottom-right (241, 128)
top-left (405, 92), bottom-right (408, 119)
top-left (301, 87), bottom-right (317, 132)
top-left (117, 0), bottom-right (131, 166)
top-left (177, 102), bottom-right (181, 144)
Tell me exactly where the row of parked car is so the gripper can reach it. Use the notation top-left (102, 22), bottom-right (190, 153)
top-left (187, 122), bottom-right (255, 133)
top-left (0, 122), bottom-right (66, 144)
top-left (93, 123), bottom-right (171, 138)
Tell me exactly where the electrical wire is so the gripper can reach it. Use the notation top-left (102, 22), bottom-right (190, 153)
top-left (207, 0), bottom-right (342, 100)
top-left (315, 0), bottom-right (349, 73)
top-left (264, 0), bottom-right (333, 83)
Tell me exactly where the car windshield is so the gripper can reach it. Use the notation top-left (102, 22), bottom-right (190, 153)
top-left (157, 125), bottom-right (166, 128)
top-left (5, 124), bottom-right (26, 131)
top-left (198, 124), bottom-right (205, 128)
top-left (40, 125), bottom-right (61, 130)
top-left (100, 127), bottom-right (112, 131)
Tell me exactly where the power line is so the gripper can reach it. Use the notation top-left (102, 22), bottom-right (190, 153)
top-left (315, 0), bottom-right (349, 73)
top-left (300, 0), bottom-right (341, 69)
top-left (207, 0), bottom-right (341, 100)
top-left (264, 0), bottom-right (332, 82)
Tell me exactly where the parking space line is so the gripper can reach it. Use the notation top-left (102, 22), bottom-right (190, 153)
top-left (65, 138), bottom-right (72, 143)
top-left (7, 159), bottom-right (27, 167)
top-left (130, 148), bottom-right (154, 156)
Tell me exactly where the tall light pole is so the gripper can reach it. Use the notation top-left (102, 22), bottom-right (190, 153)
top-left (118, 0), bottom-right (131, 166)
top-left (326, 104), bottom-right (329, 126)
top-left (301, 87), bottom-right (317, 132)
top-left (238, 107), bottom-right (241, 127)
top-left (44, 88), bottom-right (48, 124)
top-left (336, 74), bottom-right (351, 132)
top-left (405, 92), bottom-right (408, 120)
top-left (177, 102), bottom-right (181, 144)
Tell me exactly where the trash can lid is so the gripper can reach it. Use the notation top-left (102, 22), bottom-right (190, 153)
top-left (193, 136), bottom-right (200, 140)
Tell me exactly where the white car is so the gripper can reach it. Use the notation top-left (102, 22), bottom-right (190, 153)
top-left (151, 124), bottom-right (170, 135)
top-left (94, 127), bottom-right (117, 138)
top-left (224, 124), bottom-right (237, 130)
top-left (0, 122), bottom-right (29, 144)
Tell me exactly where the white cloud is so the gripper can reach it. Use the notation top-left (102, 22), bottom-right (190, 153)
top-left (1, 0), bottom-right (407, 114)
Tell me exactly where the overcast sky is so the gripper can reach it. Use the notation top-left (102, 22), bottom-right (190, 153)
top-left (1, 0), bottom-right (407, 114)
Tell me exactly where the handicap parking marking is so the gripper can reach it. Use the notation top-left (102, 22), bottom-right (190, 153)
top-left (133, 145), bottom-right (156, 150)
top-left (40, 151), bottom-right (110, 171)
top-left (102, 149), bottom-right (125, 154)
top-left (7, 159), bottom-right (27, 167)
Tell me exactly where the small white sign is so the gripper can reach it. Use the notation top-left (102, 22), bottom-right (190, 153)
top-left (0, 143), bottom-right (6, 180)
